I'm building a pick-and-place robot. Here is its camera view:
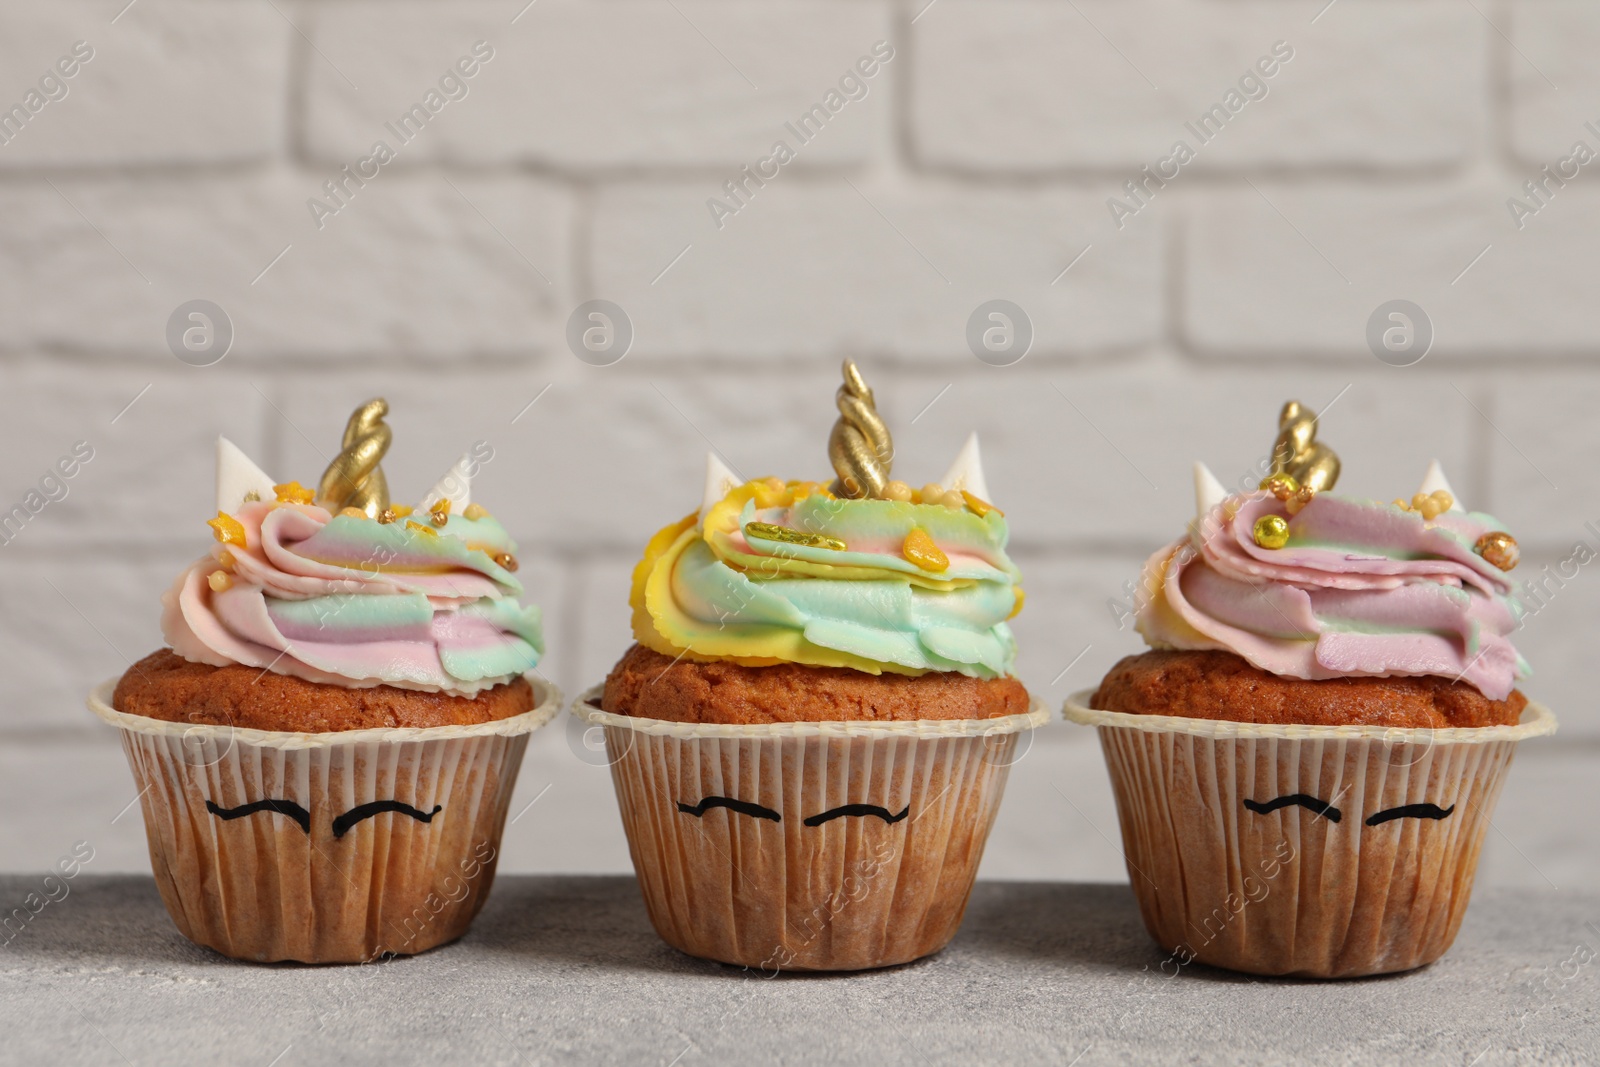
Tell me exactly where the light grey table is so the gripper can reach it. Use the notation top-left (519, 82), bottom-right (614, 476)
top-left (3, 875), bottom-right (1595, 1066)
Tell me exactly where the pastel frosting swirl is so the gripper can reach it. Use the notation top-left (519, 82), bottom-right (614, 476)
top-left (630, 479), bottom-right (1022, 678)
top-left (1136, 491), bottom-right (1528, 700)
top-left (163, 500), bottom-right (542, 695)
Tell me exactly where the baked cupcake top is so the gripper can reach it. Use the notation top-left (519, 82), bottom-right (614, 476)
top-left (1135, 401), bottom-right (1527, 701)
top-left (629, 362), bottom-right (1022, 679)
top-left (162, 400), bottom-right (542, 696)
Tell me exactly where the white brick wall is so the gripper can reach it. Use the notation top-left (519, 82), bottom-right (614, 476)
top-left (2, 0), bottom-right (1596, 769)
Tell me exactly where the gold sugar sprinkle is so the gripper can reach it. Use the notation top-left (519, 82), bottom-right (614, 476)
top-left (493, 551), bottom-right (520, 572)
top-left (273, 481), bottom-right (315, 505)
top-left (960, 489), bottom-right (1003, 518)
top-left (902, 527), bottom-right (950, 572)
top-left (377, 508), bottom-right (397, 524)
top-left (463, 503), bottom-right (489, 520)
top-left (405, 520), bottom-right (438, 539)
top-left (1007, 586), bottom-right (1025, 620)
top-left (207, 570), bottom-right (234, 593)
top-left (743, 521), bottom-right (846, 552)
top-left (206, 512), bottom-right (246, 548)
top-left (430, 498), bottom-right (452, 526)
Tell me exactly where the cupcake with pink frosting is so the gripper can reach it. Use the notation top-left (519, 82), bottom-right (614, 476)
top-left (1065, 400), bottom-right (1556, 978)
top-left (88, 400), bottom-right (558, 963)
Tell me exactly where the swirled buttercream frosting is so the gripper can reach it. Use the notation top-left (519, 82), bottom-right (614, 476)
top-left (1136, 490), bottom-right (1528, 700)
top-left (164, 498), bottom-right (542, 696)
top-left (631, 479), bottom-right (1022, 678)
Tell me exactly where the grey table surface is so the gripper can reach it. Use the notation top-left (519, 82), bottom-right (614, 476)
top-left (3, 874), bottom-right (1596, 1067)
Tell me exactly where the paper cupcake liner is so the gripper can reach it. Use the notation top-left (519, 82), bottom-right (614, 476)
top-left (575, 685), bottom-right (1047, 972)
top-left (89, 675), bottom-right (561, 964)
top-left (1064, 690), bottom-right (1557, 978)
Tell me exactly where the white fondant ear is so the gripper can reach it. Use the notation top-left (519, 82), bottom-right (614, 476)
top-left (702, 452), bottom-right (742, 515)
top-left (939, 432), bottom-right (992, 502)
top-left (421, 453), bottom-right (473, 512)
top-left (1417, 460), bottom-right (1463, 511)
top-left (216, 436), bottom-right (277, 514)
top-left (1194, 462), bottom-right (1227, 519)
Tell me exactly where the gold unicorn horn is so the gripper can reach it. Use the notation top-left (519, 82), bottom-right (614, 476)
top-left (1268, 400), bottom-right (1340, 493)
top-left (317, 398), bottom-right (392, 516)
top-left (828, 360), bottom-right (894, 499)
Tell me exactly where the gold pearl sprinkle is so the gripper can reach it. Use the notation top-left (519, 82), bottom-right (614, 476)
top-left (1475, 531), bottom-right (1519, 572)
top-left (463, 503), bottom-right (489, 520)
top-left (744, 521), bottom-right (846, 552)
top-left (493, 551), bottom-right (519, 572)
top-left (430, 498), bottom-right (451, 527)
top-left (902, 527), bottom-right (950, 572)
top-left (882, 480), bottom-right (914, 503)
top-left (1253, 514), bottom-right (1290, 550)
top-left (207, 570), bottom-right (234, 593)
top-left (377, 508), bottom-right (397, 524)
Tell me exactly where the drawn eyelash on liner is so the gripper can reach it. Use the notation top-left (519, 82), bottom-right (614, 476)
top-left (332, 801), bottom-right (444, 839)
top-left (1242, 794), bottom-right (1342, 823)
top-left (1366, 802), bottom-right (1455, 826)
top-left (205, 799), bottom-right (311, 835)
top-left (677, 797), bottom-right (782, 822)
top-left (803, 804), bottom-right (909, 827)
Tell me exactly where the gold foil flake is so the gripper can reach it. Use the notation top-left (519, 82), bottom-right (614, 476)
top-left (1253, 514), bottom-right (1290, 550)
top-left (902, 527), bottom-right (950, 572)
top-left (828, 360), bottom-right (894, 499)
top-left (1284, 486), bottom-right (1316, 517)
top-left (404, 520), bottom-right (439, 539)
top-left (744, 521), bottom-right (846, 552)
top-left (377, 508), bottom-right (397, 525)
top-left (316, 399), bottom-right (391, 516)
top-left (493, 551), bottom-right (520, 572)
top-left (1259, 473), bottom-right (1299, 501)
top-left (274, 481), bottom-right (315, 505)
top-left (206, 512), bottom-right (246, 547)
top-left (429, 498), bottom-right (451, 527)
top-left (1475, 531), bottom-right (1519, 571)
top-left (960, 489), bottom-right (1003, 518)
top-left (463, 503), bottom-right (489, 520)
top-left (207, 570), bottom-right (234, 593)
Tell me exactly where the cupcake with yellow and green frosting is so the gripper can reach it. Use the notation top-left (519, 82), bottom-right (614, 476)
top-left (577, 362), bottom-right (1044, 972)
